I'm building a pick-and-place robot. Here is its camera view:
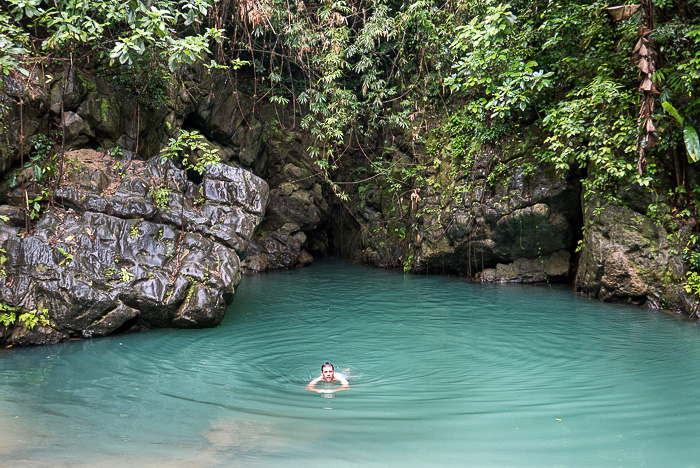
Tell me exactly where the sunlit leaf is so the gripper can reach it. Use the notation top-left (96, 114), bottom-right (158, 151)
top-left (684, 126), bottom-right (700, 164)
top-left (662, 101), bottom-right (684, 127)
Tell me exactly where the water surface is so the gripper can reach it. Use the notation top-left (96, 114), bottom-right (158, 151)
top-left (2, 259), bottom-right (700, 467)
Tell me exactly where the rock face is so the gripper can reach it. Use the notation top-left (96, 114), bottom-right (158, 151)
top-left (353, 133), bottom-right (580, 283)
top-left (414, 169), bottom-right (578, 281)
top-left (173, 70), bottom-right (329, 273)
top-left (2, 64), bottom-right (696, 348)
top-left (0, 150), bottom-right (268, 346)
top-left (1, 67), bottom-right (167, 169)
top-left (2, 65), bottom-right (328, 274)
top-left (0, 75), bottom-right (50, 172)
top-left (240, 129), bottom-right (329, 273)
top-left (575, 191), bottom-right (691, 312)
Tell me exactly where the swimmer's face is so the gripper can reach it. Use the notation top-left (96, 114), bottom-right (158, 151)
top-left (322, 366), bottom-right (334, 381)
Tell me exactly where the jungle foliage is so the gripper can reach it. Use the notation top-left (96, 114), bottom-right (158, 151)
top-left (1, 0), bottom-right (699, 189)
top-left (1, 1), bottom-right (700, 272)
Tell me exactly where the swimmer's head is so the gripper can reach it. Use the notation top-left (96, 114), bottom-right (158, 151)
top-left (321, 362), bottom-right (334, 381)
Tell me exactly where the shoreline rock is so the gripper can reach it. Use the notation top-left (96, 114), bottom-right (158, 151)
top-left (0, 149), bottom-right (268, 346)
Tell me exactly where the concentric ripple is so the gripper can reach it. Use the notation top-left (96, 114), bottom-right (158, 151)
top-left (1, 258), bottom-right (700, 467)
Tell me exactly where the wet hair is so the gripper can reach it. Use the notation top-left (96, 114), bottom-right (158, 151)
top-left (321, 362), bottom-right (334, 371)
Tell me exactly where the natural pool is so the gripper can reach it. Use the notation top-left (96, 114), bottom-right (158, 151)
top-left (2, 259), bottom-right (700, 467)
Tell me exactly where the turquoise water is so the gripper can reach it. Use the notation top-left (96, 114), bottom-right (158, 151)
top-left (2, 259), bottom-right (700, 467)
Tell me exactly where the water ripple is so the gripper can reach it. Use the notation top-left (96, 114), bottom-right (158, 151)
top-left (2, 259), bottom-right (700, 467)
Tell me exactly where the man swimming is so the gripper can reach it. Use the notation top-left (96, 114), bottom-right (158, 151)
top-left (306, 362), bottom-right (349, 394)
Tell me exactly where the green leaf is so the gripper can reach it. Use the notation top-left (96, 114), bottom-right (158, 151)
top-left (662, 101), bottom-right (684, 127)
top-left (168, 56), bottom-right (177, 72)
top-left (524, 60), bottom-right (537, 70)
top-left (684, 125), bottom-right (700, 164)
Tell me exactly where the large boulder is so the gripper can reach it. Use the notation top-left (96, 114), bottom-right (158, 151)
top-left (576, 191), bottom-right (691, 311)
top-left (0, 149), bottom-right (268, 346)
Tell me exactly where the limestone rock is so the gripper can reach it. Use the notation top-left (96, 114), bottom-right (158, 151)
top-left (10, 324), bottom-right (69, 346)
top-left (85, 303), bottom-right (140, 337)
top-left (0, 149), bottom-right (268, 346)
top-left (405, 152), bottom-right (579, 278)
top-left (1, 74), bottom-right (50, 170)
top-left (241, 223), bottom-right (312, 272)
top-left (61, 111), bottom-right (94, 147)
top-left (478, 250), bottom-right (571, 283)
top-left (49, 66), bottom-right (88, 114)
top-left (575, 192), bottom-right (691, 311)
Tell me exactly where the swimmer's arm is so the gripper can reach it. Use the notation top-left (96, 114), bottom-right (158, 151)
top-left (333, 374), bottom-right (350, 391)
top-left (306, 375), bottom-right (350, 393)
top-left (306, 376), bottom-right (324, 392)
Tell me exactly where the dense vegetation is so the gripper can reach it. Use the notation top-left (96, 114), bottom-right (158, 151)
top-left (1, 0), bottom-right (700, 298)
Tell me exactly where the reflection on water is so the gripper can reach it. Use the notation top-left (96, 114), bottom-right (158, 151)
top-left (2, 258), bottom-right (700, 467)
